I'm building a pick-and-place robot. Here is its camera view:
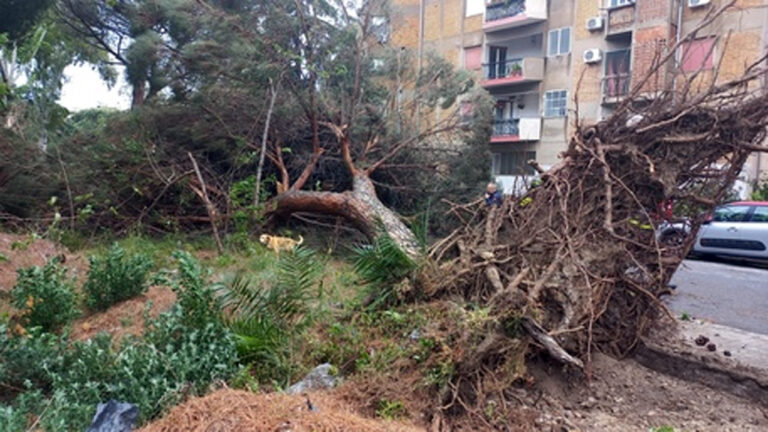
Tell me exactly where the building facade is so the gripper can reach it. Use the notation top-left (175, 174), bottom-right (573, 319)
top-left (390, 0), bottom-right (768, 195)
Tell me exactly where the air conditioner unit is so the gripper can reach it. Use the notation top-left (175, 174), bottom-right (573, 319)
top-left (688, 0), bottom-right (710, 7)
top-left (583, 48), bottom-right (602, 64)
top-left (586, 17), bottom-right (604, 31)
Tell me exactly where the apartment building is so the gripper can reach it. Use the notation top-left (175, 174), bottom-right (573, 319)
top-left (390, 0), bottom-right (768, 195)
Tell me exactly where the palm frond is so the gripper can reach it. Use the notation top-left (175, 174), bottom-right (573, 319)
top-left (352, 233), bottom-right (417, 309)
top-left (216, 246), bottom-right (324, 381)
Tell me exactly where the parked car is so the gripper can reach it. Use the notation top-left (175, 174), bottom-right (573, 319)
top-left (692, 201), bottom-right (768, 259)
top-left (657, 220), bottom-right (691, 247)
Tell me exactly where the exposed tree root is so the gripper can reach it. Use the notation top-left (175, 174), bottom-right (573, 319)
top-left (425, 3), bottom-right (768, 424)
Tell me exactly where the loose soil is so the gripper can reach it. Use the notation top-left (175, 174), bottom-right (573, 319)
top-left (71, 285), bottom-right (177, 343)
top-left (138, 388), bottom-right (423, 432)
top-left (0, 233), bottom-right (87, 291)
top-left (139, 353), bottom-right (767, 432)
top-left (528, 353), bottom-right (767, 432)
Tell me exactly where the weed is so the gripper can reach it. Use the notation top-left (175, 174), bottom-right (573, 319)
top-left (680, 312), bottom-right (691, 321)
top-left (83, 243), bottom-right (153, 311)
top-left (425, 360), bottom-right (454, 388)
top-left (413, 338), bottom-right (436, 363)
top-left (376, 399), bottom-right (407, 420)
top-left (649, 427), bottom-right (676, 432)
top-left (309, 321), bottom-right (368, 374)
top-left (11, 258), bottom-right (79, 332)
top-left (230, 365), bottom-right (260, 392)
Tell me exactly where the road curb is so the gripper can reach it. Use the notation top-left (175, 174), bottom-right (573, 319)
top-left (635, 320), bottom-right (768, 405)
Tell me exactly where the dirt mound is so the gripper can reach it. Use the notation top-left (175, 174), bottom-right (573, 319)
top-left (528, 353), bottom-right (767, 431)
top-left (71, 285), bottom-right (177, 342)
top-left (0, 233), bottom-right (86, 291)
top-left (139, 389), bottom-right (424, 432)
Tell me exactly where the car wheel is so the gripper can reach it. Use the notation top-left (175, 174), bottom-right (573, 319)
top-left (660, 229), bottom-right (686, 247)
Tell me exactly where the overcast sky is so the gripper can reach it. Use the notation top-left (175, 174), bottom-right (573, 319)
top-left (59, 64), bottom-right (131, 111)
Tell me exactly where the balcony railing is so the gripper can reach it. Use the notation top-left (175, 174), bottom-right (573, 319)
top-left (602, 73), bottom-right (631, 100)
top-left (493, 119), bottom-right (520, 136)
top-left (483, 58), bottom-right (524, 80)
top-left (486, 0), bottom-right (526, 22)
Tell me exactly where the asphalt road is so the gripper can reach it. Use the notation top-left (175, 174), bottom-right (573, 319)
top-left (666, 258), bottom-right (768, 335)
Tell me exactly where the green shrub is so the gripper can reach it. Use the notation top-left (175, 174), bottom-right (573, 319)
top-left (11, 259), bottom-right (79, 332)
top-left (168, 250), bottom-right (222, 327)
top-left (0, 391), bottom-right (44, 431)
top-left (0, 325), bottom-right (65, 392)
top-left (752, 181), bottom-right (768, 201)
top-left (83, 243), bottom-right (153, 311)
top-left (38, 314), bottom-right (238, 430)
top-left (0, 252), bottom-right (239, 431)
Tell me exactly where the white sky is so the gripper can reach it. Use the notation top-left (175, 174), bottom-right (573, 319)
top-left (59, 64), bottom-right (131, 111)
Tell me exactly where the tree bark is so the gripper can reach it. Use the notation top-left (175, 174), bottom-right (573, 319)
top-left (254, 81), bottom-right (278, 207)
top-left (188, 153), bottom-right (224, 254)
top-left (131, 81), bottom-right (146, 108)
top-left (272, 174), bottom-right (420, 258)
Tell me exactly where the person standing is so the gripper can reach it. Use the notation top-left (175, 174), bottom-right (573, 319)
top-left (484, 182), bottom-right (503, 206)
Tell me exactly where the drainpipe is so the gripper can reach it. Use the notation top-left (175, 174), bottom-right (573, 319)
top-left (416, 0), bottom-right (425, 129)
top-left (754, 8), bottom-right (768, 188)
top-left (673, 0), bottom-right (684, 91)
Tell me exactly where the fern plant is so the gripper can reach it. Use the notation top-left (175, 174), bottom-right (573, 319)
top-left (352, 233), bottom-right (418, 310)
top-left (217, 247), bottom-right (323, 382)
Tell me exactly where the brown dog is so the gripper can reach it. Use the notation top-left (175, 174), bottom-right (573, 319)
top-left (259, 234), bottom-right (303, 256)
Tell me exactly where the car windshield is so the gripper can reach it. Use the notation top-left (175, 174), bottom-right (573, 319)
top-left (712, 205), bottom-right (751, 222)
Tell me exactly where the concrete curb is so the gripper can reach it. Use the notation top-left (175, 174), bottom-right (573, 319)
top-left (636, 320), bottom-right (768, 405)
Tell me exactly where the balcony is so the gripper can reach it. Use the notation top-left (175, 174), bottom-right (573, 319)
top-left (607, 3), bottom-right (635, 37)
top-left (484, 0), bottom-right (547, 32)
top-left (481, 58), bottom-right (544, 88)
top-left (602, 73), bottom-right (631, 104)
top-left (491, 117), bottom-right (541, 142)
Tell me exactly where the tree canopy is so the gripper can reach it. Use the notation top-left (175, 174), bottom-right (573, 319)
top-left (1, 0), bottom-right (493, 241)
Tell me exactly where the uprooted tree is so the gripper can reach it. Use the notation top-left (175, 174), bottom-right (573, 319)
top-left (426, 0), bottom-right (768, 419)
top-left (260, 1), bottom-right (490, 257)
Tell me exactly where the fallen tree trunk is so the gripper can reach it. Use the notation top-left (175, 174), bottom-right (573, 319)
top-left (272, 173), bottom-right (421, 257)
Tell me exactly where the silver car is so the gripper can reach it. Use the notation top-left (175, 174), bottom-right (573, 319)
top-left (693, 201), bottom-right (768, 259)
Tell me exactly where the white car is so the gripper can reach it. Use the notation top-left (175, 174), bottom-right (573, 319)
top-left (692, 201), bottom-right (768, 259)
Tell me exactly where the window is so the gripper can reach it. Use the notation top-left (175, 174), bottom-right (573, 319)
top-left (464, 46), bottom-right (482, 70)
top-left (609, 0), bottom-right (634, 7)
top-left (466, 0), bottom-right (484, 17)
top-left (680, 37), bottom-right (715, 73)
top-left (712, 205), bottom-right (751, 222)
top-left (548, 27), bottom-right (571, 57)
top-left (544, 90), bottom-right (567, 117)
top-left (492, 151), bottom-right (537, 176)
top-left (604, 49), bottom-right (631, 97)
top-left (749, 206), bottom-right (768, 222)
